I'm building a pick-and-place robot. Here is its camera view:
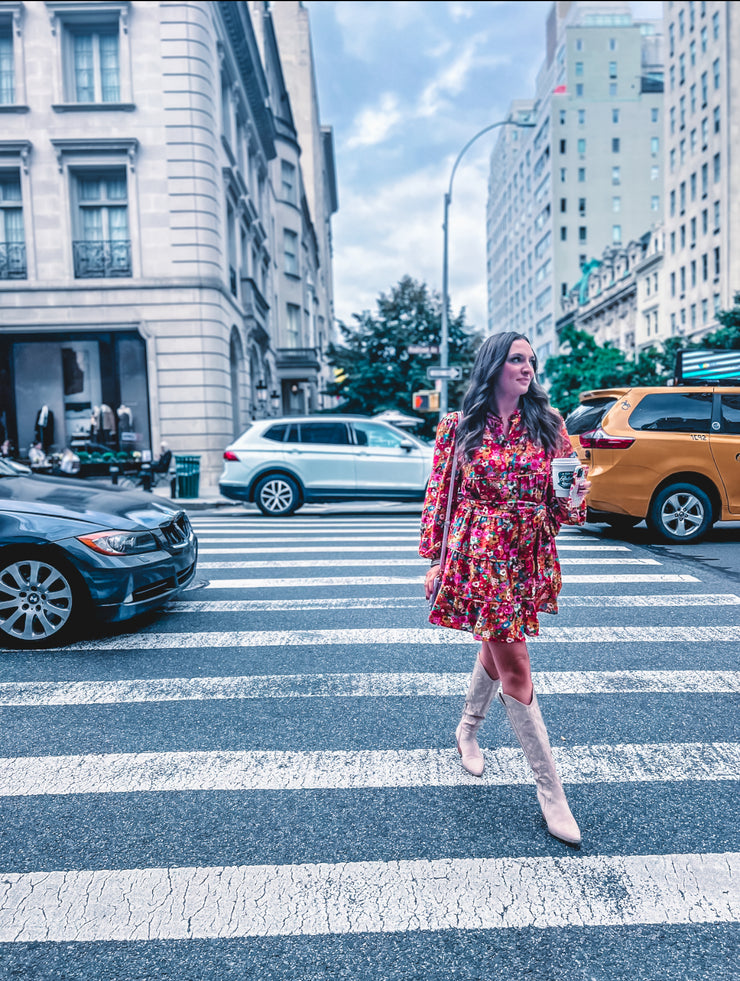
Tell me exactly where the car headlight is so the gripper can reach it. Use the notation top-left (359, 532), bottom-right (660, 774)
top-left (77, 530), bottom-right (159, 556)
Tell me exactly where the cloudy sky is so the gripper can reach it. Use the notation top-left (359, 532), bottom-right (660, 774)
top-left (304, 0), bottom-right (663, 333)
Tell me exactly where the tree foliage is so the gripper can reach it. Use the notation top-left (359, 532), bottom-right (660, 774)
top-left (545, 294), bottom-right (740, 417)
top-left (325, 276), bottom-right (480, 436)
top-left (543, 326), bottom-right (631, 416)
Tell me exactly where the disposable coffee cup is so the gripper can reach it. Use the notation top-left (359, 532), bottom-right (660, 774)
top-left (551, 456), bottom-right (579, 499)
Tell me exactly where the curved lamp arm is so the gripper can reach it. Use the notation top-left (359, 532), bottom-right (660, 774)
top-left (439, 116), bottom-right (536, 417)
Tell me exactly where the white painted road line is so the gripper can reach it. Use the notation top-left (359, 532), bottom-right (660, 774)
top-left (1, 670), bottom-right (737, 707)
top-left (193, 533), bottom-right (601, 543)
top-left (48, 624), bottom-right (740, 652)
top-left (190, 522), bottom-right (597, 537)
top-left (196, 557), bottom-right (661, 569)
top-left (200, 574), bottom-right (700, 589)
top-left (1, 851), bottom-right (736, 942)
top-left (197, 544), bottom-right (630, 553)
top-left (1, 742), bottom-right (738, 798)
top-left (165, 593), bottom-right (740, 613)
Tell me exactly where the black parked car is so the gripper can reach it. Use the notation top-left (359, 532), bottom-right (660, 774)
top-left (0, 459), bottom-right (197, 648)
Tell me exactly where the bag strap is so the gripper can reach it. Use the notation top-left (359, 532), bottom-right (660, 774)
top-left (438, 418), bottom-right (459, 570)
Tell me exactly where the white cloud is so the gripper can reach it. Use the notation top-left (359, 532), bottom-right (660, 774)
top-left (330, 1), bottom-right (425, 61)
top-left (447, 2), bottom-right (475, 21)
top-left (331, 152), bottom-right (491, 332)
top-left (344, 92), bottom-right (405, 149)
top-left (417, 37), bottom-right (480, 117)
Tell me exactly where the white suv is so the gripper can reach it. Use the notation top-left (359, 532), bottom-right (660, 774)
top-left (219, 415), bottom-right (434, 516)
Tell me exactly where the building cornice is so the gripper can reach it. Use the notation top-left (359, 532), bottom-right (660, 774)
top-left (217, 0), bottom-right (276, 161)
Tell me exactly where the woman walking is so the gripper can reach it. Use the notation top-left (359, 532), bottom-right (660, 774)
top-left (419, 331), bottom-right (590, 845)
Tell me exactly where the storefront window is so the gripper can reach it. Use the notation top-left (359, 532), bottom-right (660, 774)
top-left (3, 331), bottom-right (149, 459)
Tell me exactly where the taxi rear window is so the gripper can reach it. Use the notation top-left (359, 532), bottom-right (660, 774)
top-left (628, 392), bottom-right (713, 433)
top-left (565, 398), bottom-right (617, 435)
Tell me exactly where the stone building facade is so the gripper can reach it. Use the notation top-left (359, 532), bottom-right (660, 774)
top-left (660, 0), bottom-right (740, 342)
top-left (0, 0), bottom-right (336, 486)
top-left (556, 235), bottom-right (651, 353)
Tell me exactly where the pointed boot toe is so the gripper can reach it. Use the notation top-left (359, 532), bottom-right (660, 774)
top-left (541, 801), bottom-right (582, 846)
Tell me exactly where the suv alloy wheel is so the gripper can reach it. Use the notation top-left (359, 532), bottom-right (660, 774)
top-left (254, 474), bottom-right (302, 516)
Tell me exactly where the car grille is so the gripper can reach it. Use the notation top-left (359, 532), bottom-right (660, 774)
top-left (176, 561), bottom-right (196, 585)
top-left (131, 576), bottom-right (177, 603)
top-left (130, 561), bottom-right (196, 604)
top-left (161, 512), bottom-right (192, 549)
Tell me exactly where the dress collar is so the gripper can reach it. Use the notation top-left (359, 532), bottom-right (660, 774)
top-left (488, 407), bottom-right (523, 437)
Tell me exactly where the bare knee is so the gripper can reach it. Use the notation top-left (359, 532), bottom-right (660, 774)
top-left (486, 641), bottom-right (533, 703)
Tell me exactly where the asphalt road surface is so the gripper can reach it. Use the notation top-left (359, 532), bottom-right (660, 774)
top-left (0, 506), bottom-right (738, 980)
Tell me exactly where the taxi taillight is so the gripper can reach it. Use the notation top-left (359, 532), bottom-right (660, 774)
top-left (579, 428), bottom-right (635, 450)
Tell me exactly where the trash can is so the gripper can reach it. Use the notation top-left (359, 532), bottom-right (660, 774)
top-left (174, 455), bottom-right (200, 499)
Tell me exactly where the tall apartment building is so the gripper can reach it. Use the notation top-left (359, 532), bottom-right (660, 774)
top-left (0, 0), bottom-right (336, 486)
top-left (661, 0), bottom-right (740, 342)
top-left (255, 0), bottom-right (338, 419)
top-left (487, 1), bottom-right (663, 366)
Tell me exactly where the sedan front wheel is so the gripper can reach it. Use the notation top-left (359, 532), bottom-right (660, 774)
top-left (0, 555), bottom-right (78, 648)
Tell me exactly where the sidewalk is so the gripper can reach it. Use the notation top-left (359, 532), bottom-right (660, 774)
top-left (152, 481), bottom-right (424, 516)
top-left (152, 481), bottom-right (235, 511)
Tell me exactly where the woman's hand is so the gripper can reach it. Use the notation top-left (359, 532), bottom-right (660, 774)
top-left (570, 467), bottom-right (591, 506)
top-left (425, 564), bottom-right (440, 600)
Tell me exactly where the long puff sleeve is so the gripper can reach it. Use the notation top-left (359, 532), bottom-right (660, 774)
top-left (547, 419), bottom-right (587, 530)
top-left (419, 411), bottom-right (460, 561)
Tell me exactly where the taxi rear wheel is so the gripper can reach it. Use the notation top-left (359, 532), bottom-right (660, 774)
top-left (647, 482), bottom-right (713, 544)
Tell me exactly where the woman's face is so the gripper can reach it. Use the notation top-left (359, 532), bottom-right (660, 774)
top-left (492, 338), bottom-right (537, 405)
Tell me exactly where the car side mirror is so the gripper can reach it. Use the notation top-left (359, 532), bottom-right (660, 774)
top-left (399, 440), bottom-right (414, 453)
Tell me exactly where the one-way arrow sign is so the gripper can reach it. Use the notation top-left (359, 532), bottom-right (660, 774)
top-left (427, 365), bottom-right (461, 380)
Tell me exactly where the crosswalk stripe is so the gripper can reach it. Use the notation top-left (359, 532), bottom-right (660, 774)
top-left (49, 624), bottom-right (740, 652)
top-left (189, 523), bottom-right (419, 529)
top-left (1, 742), bottom-right (738, 797)
top-left (197, 544), bottom-right (630, 555)
top-left (0, 851), bottom-right (735, 942)
top-left (196, 557), bottom-right (661, 568)
top-left (199, 574), bottom-right (699, 589)
top-left (165, 593), bottom-right (740, 612)
top-left (194, 533), bottom-right (601, 543)
top-left (191, 522), bottom-right (594, 536)
top-left (1, 670), bottom-right (737, 707)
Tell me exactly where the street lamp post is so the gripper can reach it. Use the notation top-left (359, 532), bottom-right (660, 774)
top-left (439, 115), bottom-right (536, 417)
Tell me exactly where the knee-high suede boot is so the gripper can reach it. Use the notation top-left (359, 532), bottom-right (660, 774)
top-left (498, 689), bottom-right (581, 845)
top-left (455, 657), bottom-right (500, 777)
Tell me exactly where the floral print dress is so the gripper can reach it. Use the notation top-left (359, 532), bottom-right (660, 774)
top-left (419, 409), bottom-right (586, 643)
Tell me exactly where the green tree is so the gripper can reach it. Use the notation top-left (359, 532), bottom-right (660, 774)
top-left (545, 293), bottom-right (740, 417)
top-left (325, 276), bottom-right (480, 435)
top-left (704, 290), bottom-right (740, 348)
top-left (544, 325), bottom-right (630, 416)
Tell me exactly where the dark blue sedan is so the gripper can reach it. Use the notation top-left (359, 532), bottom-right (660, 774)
top-left (0, 459), bottom-right (197, 648)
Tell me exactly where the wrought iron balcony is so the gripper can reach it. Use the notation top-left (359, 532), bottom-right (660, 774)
top-left (73, 240), bottom-right (132, 278)
top-left (0, 242), bottom-right (27, 280)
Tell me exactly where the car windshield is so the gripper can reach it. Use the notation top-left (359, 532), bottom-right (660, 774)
top-left (565, 398), bottom-right (618, 435)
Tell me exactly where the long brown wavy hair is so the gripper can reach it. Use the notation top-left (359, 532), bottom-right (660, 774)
top-left (455, 331), bottom-right (562, 461)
